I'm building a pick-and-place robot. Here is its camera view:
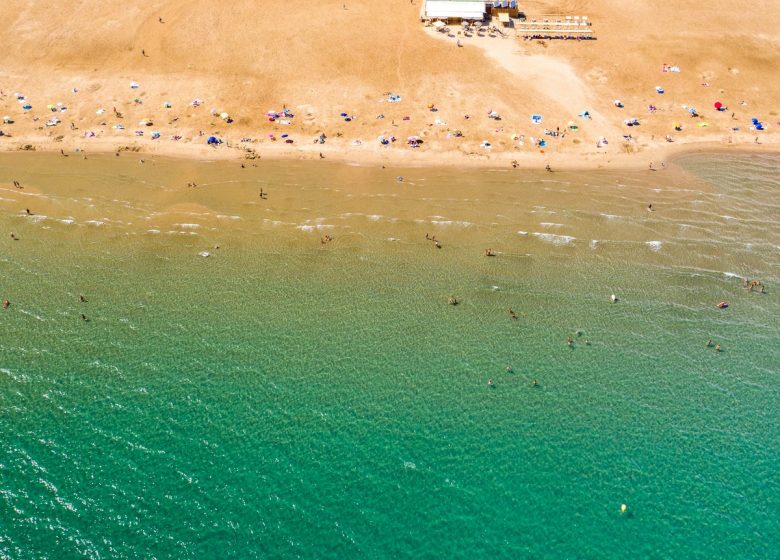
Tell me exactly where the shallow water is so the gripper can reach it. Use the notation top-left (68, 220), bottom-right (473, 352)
top-left (0, 153), bottom-right (778, 558)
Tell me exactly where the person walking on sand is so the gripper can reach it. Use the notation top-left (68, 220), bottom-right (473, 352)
top-left (545, 164), bottom-right (552, 172)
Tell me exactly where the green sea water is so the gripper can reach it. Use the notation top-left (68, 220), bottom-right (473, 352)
top-left (0, 153), bottom-right (778, 558)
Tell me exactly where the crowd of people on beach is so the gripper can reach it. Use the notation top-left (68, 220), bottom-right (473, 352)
top-left (522, 34), bottom-right (596, 41)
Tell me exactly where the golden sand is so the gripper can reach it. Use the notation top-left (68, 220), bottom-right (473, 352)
top-left (1, 0), bottom-right (778, 169)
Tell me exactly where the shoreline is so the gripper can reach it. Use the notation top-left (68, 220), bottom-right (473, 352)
top-left (2, 133), bottom-right (778, 172)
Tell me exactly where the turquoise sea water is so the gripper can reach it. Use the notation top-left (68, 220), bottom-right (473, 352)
top-left (0, 153), bottom-right (778, 558)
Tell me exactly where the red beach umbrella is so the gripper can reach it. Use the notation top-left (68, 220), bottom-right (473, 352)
top-left (714, 101), bottom-right (723, 110)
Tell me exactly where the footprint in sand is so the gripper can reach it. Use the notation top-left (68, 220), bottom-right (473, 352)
top-left (586, 67), bottom-right (609, 84)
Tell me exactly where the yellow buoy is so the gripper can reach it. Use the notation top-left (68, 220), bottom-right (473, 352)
top-left (620, 504), bottom-right (627, 514)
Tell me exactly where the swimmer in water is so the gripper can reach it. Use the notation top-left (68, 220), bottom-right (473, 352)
top-left (80, 295), bottom-right (88, 303)
top-left (3, 299), bottom-right (10, 309)
top-left (715, 344), bottom-right (722, 352)
top-left (80, 314), bottom-right (89, 322)
top-left (487, 379), bottom-right (495, 388)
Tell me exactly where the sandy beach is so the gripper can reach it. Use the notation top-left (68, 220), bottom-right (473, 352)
top-left (1, 0), bottom-right (778, 169)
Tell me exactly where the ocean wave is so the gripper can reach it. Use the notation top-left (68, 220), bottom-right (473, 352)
top-left (646, 241), bottom-right (663, 252)
top-left (296, 224), bottom-right (335, 231)
top-left (431, 220), bottom-right (473, 227)
top-left (532, 233), bottom-right (576, 245)
top-left (0, 367), bottom-right (30, 383)
top-left (540, 222), bottom-right (563, 228)
top-left (590, 240), bottom-right (599, 249)
top-left (175, 223), bottom-right (200, 229)
top-left (84, 220), bottom-right (104, 226)
top-left (600, 213), bottom-right (622, 221)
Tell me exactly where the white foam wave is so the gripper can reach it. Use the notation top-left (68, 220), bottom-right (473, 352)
top-left (175, 223), bottom-right (200, 229)
top-left (296, 224), bottom-right (335, 231)
top-left (533, 233), bottom-right (576, 245)
top-left (590, 240), bottom-right (599, 249)
top-left (84, 220), bottom-right (104, 226)
top-left (646, 240), bottom-right (663, 252)
top-left (540, 222), bottom-right (563, 228)
top-left (431, 220), bottom-right (473, 227)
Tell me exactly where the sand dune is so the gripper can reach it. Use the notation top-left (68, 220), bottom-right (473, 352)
top-left (1, 0), bottom-right (778, 168)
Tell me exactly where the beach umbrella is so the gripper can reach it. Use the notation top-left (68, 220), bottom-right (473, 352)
top-left (2, 116), bottom-right (12, 124)
top-left (220, 112), bottom-right (229, 119)
top-left (714, 101), bottom-right (723, 110)
top-left (433, 21), bottom-right (446, 28)
top-left (22, 104), bottom-right (32, 110)
top-left (47, 104), bottom-right (56, 111)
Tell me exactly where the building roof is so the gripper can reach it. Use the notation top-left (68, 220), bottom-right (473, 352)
top-left (425, 1), bottom-right (486, 19)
